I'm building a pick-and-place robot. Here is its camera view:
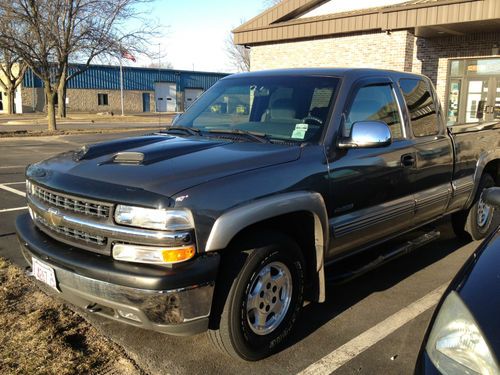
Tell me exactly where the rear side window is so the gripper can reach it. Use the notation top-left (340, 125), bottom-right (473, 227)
top-left (399, 79), bottom-right (438, 137)
top-left (344, 84), bottom-right (403, 139)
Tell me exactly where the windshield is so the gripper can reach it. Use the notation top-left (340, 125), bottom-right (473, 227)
top-left (175, 75), bottom-right (339, 143)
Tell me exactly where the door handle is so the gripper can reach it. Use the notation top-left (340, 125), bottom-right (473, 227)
top-left (401, 154), bottom-right (415, 167)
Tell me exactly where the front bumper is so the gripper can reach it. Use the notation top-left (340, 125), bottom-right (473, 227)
top-left (16, 213), bottom-right (220, 336)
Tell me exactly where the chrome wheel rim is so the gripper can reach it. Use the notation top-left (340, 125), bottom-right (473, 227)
top-left (246, 261), bottom-right (292, 336)
top-left (477, 193), bottom-right (492, 228)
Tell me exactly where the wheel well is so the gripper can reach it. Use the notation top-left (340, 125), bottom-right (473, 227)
top-left (225, 211), bottom-right (318, 301)
top-left (483, 160), bottom-right (500, 185)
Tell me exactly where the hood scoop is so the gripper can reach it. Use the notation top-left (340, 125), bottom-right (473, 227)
top-left (113, 152), bottom-right (144, 165)
top-left (74, 135), bottom-right (171, 161)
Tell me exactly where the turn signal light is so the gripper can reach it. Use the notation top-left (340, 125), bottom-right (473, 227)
top-left (112, 244), bottom-right (196, 265)
top-left (162, 246), bottom-right (196, 263)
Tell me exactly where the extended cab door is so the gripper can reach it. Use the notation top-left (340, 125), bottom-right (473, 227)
top-left (398, 78), bottom-right (454, 226)
top-left (327, 78), bottom-right (416, 258)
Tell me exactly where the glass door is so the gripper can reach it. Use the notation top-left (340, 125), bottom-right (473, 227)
top-left (463, 77), bottom-right (500, 123)
top-left (491, 79), bottom-right (500, 121)
top-left (464, 79), bottom-right (489, 123)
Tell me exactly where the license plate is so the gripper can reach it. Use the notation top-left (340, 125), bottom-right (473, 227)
top-left (32, 257), bottom-right (59, 292)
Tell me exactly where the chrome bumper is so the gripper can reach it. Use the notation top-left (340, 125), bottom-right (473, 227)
top-left (16, 213), bottom-right (218, 336)
top-left (22, 242), bottom-right (214, 335)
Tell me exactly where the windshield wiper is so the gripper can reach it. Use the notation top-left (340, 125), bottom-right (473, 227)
top-left (206, 129), bottom-right (271, 144)
top-left (163, 126), bottom-right (202, 136)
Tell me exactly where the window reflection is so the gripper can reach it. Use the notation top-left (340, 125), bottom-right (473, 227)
top-left (400, 79), bottom-right (438, 137)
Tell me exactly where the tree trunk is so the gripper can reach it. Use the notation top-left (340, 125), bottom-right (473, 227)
top-left (58, 65), bottom-right (68, 118)
top-left (45, 85), bottom-right (57, 131)
top-left (57, 83), bottom-right (67, 118)
top-left (6, 88), bottom-right (15, 115)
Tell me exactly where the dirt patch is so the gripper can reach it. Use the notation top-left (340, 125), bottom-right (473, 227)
top-left (0, 258), bottom-right (144, 375)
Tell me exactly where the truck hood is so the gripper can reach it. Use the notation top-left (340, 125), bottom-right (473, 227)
top-left (28, 134), bottom-right (301, 207)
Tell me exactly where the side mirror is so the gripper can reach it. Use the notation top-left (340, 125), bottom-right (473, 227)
top-left (338, 121), bottom-right (392, 149)
top-left (482, 187), bottom-right (500, 209)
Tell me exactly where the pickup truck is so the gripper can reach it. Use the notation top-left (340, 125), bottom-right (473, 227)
top-left (16, 68), bottom-right (500, 361)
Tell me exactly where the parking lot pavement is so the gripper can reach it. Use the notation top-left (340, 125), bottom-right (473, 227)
top-left (0, 132), bottom-right (480, 374)
top-left (0, 122), bottom-right (165, 135)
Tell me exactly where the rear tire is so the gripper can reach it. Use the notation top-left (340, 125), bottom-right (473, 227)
top-left (208, 232), bottom-right (305, 361)
top-left (463, 173), bottom-right (497, 240)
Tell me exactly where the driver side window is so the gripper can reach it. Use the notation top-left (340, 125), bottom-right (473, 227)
top-left (344, 84), bottom-right (403, 139)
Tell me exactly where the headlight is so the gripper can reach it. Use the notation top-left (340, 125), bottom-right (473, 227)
top-left (113, 244), bottom-right (195, 265)
top-left (426, 291), bottom-right (499, 375)
top-left (114, 205), bottom-right (193, 231)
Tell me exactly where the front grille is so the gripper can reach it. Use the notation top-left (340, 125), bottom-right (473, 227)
top-left (36, 215), bottom-right (107, 247)
top-left (32, 185), bottom-right (111, 219)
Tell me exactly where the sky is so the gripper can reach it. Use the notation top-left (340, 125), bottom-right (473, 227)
top-left (133, 0), bottom-right (269, 73)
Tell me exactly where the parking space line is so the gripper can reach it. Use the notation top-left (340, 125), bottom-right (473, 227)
top-left (0, 165), bottom-right (24, 169)
top-left (0, 184), bottom-right (26, 197)
top-left (0, 206), bottom-right (27, 213)
top-left (298, 283), bottom-right (449, 375)
top-left (2, 182), bottom-right (25, 186)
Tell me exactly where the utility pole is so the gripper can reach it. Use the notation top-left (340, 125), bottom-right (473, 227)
top-left (119, 57), bottom-right (124, 116)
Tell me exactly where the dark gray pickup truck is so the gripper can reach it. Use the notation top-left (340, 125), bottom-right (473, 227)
top-left (16, 68), bottom-right (500, 360)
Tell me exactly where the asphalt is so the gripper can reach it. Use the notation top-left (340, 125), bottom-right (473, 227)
top-left (0, 132), bottom-right (481, 375)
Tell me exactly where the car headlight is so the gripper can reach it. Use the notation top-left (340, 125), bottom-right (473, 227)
top-left (426, 291), bottom-right (499, 375)
top-left (112, 244), bottom-right (195, 265)
top-left (114, 205), bottom-right (194, 231)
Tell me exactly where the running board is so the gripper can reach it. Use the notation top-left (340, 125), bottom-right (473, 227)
top-left (327, 229), bottom-right (441, 285)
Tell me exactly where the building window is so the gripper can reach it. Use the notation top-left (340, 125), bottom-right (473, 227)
top-left (399, 79), bottom-right (438, 137)
top-left (98, 93), bottom-right (109, 106)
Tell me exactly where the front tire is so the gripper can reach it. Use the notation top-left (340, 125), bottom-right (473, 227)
top-left (208, 233), bottom-right (305, 361)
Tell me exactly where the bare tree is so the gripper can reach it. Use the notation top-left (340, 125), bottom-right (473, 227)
top-left (147, 61), bottom-right (174, 70)
top-left (0, 0), bottom-right (158, 130)
top-left (226, 31), bottom-right (250, 72)
top-left (0, 48), bottom-right (27, 114)
top-left (55, 0), bottom-right (160, 118)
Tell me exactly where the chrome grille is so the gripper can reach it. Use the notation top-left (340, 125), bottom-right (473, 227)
top-left (32, 185), bottom-right (111, 219)
top-left (36, 214), bottom-right (107, 247)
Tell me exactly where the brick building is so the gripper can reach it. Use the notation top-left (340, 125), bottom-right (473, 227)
top-left (234, 0), bottom-right (500, 125)
top-left (2, 64), bottom-right (227, 114)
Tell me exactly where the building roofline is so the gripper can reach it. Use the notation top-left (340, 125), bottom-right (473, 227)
top-left (233, 0), bottom-right (498, 46)
top-left (66, 62), bottom-right (228, 76)
top-left (233, 0), bottom-right (327, 33)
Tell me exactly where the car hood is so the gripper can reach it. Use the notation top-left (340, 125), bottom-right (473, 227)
top-left (28, 134), bottom-right (301, 207)
top-left (456, 230), bottom-right (500, 356)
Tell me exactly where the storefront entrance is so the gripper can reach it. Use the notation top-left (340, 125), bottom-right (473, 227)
top-left (447, 58), bottom-right (500, 125)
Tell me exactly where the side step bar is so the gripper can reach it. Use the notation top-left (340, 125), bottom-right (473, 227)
top-left (327, 229), bottom-right (441, 285)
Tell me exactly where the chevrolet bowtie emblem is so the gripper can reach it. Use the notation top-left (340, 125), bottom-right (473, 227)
top-left (47, 207), bottom-right (63, 227)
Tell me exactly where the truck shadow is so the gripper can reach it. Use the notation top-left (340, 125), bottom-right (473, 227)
top-left (284, 219), bottom-right (471, 349)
